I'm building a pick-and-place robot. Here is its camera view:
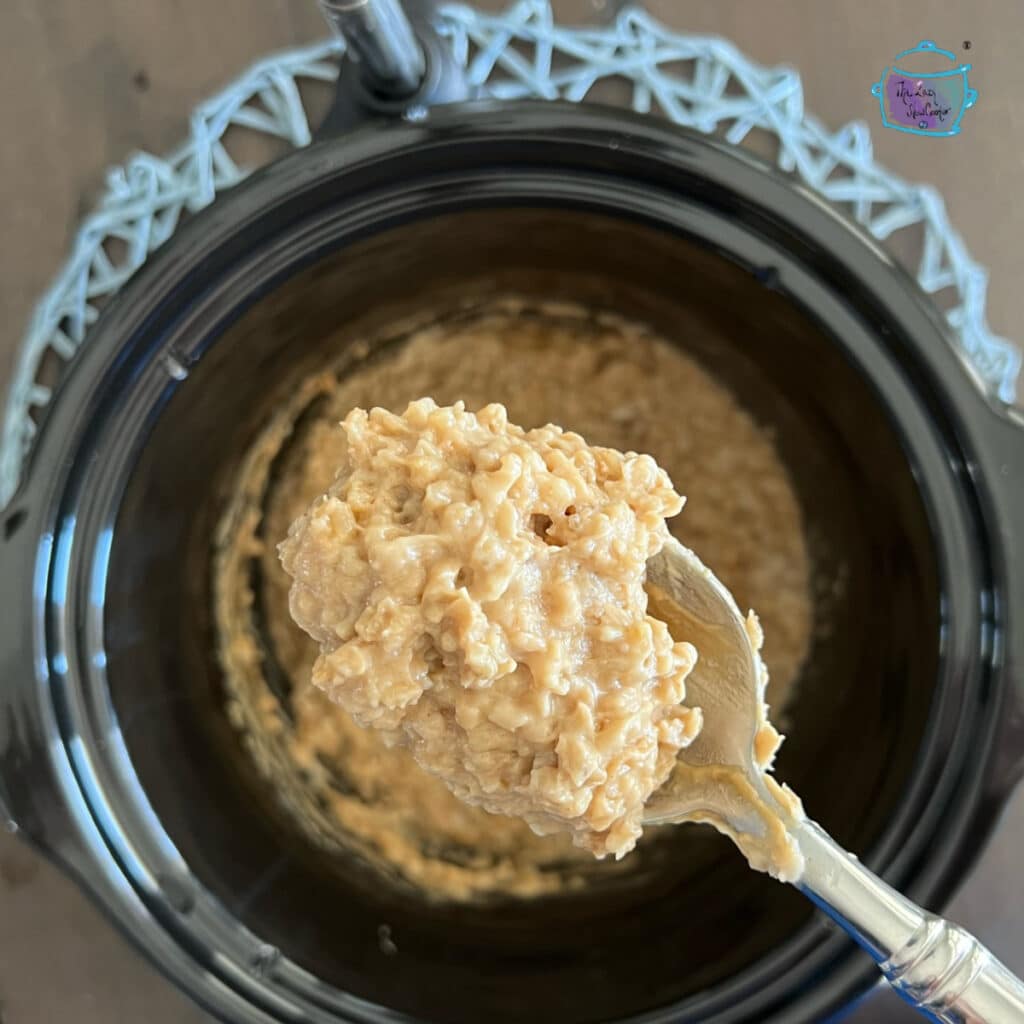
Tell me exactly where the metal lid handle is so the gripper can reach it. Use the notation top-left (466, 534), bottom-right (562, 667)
top-left (319, 0), bottom-right (426, 99)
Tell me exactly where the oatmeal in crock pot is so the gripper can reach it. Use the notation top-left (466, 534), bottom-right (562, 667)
top-left (215, 301), bottom-right (812, 899)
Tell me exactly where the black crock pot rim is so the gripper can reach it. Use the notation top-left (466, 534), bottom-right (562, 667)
top-left (2, 100), bottom-right (1021, 1024)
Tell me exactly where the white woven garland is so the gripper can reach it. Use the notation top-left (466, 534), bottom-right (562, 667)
top-left (2, 0), bottom-right (1019, 509)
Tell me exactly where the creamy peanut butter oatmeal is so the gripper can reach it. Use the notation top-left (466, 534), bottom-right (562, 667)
top-left (214, 301), bottom-right (812, 899)
top-left (280, 399), bottom-right (702, 857)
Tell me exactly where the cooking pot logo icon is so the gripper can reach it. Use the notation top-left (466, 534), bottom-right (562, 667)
top-left (870, 40), bottom-right (978, 137)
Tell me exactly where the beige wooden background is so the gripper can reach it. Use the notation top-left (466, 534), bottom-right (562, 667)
top-left (1, 2), bottom-right (1022, 1021)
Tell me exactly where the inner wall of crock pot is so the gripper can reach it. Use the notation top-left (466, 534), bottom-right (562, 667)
top-left (105, 208), bottom-right (940, 1022)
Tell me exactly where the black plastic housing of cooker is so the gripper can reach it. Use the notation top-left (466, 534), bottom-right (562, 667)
top-left (1, 100), bottom-right (1023, 1024)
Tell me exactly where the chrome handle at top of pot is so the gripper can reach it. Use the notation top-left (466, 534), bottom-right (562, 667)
top-left (319, 0), bottom-right (426, 99)
top-left (314, 0), bottom-right (476, 135)
top-left (797, 821), bottom-right (1024, 1023)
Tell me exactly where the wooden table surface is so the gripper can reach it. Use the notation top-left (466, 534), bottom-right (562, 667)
top-left (1, 3), bottom-right (1022, 1022)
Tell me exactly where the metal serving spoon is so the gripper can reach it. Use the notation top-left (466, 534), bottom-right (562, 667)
top-left (644, 537), bottom-right (1024, 1023)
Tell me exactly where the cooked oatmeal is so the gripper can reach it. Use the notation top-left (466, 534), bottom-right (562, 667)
top-left (280, 399), bottom-right (702, 857)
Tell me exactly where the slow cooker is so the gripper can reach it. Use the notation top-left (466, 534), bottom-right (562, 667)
top-left (1, 6), bottom-right (1022, 1022)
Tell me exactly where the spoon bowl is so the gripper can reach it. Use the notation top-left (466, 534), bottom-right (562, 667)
top-left (646, 537), bottom-right (763, 773)
top-left (643, 537), bottom-right (805, 880)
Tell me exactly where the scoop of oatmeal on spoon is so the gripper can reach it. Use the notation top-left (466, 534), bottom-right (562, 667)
top-left (279, 398), bottom-right (702, 858)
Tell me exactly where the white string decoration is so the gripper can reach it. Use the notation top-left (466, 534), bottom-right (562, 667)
top-left (2, 0), bottom-right (1018, 508)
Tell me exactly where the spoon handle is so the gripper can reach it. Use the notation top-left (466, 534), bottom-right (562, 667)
top-left (794, 819), bottom-right (1024, 1022)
